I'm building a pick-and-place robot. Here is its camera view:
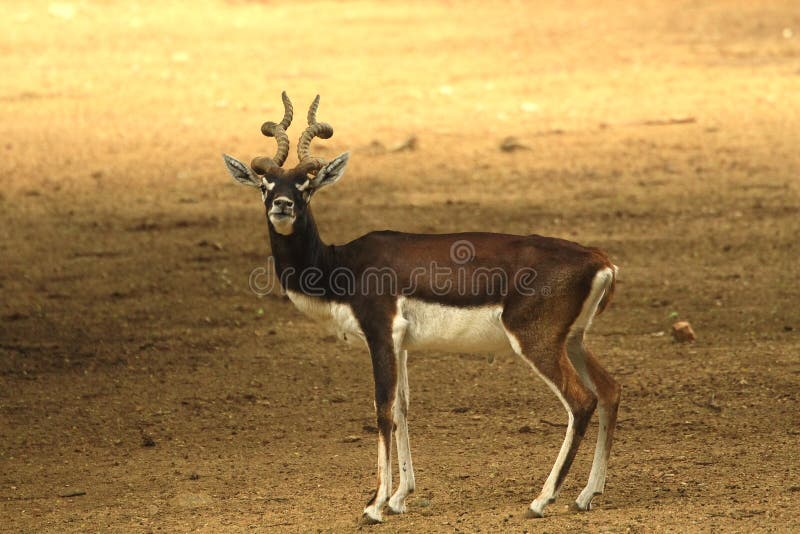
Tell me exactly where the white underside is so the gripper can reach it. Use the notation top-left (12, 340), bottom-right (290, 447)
top-left (285, 291), bottom-right (514, 355)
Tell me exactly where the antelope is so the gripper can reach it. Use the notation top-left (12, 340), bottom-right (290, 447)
top-left (223, 92), bottom-right (621, 523)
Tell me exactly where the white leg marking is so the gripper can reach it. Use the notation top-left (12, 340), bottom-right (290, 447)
top-left (389, 349), bottom-right (415, 514)
top-left (576, 405), bottom-right (610, 510)
top-left (529, 383), bottom-right (575, 517)
top-left (363, 434), bottom-right (392, 522)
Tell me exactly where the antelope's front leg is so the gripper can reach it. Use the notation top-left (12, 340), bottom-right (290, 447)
top-left (388, 349), bottom-right (414, 514)
top-left (362, 337), bottom-right (397, 524)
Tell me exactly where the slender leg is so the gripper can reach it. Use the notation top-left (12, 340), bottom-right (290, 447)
top-left (362, 338), bottom-right (397, 524)
top-left (567, 337), bottom-right (621, 511)
top-left (388, 349), bottom-right (415, 513)
top-left (505, 329), bottom-right (597, 518)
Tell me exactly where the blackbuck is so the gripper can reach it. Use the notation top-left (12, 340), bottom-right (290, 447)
top-left (223, 92), bottom-right (621, 523)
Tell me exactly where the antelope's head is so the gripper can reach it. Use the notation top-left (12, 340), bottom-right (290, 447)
top-left (223, 92), bottom-right (349, 236)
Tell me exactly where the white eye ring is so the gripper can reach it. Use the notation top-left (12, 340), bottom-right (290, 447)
top-left (262, 178), bottom-right (276, 191)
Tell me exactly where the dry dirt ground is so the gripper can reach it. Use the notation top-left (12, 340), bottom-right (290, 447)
top-left (1, 1), bottom-right (799, 532)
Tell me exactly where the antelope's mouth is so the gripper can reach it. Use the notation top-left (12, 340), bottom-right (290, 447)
top-left (269, 211), bottom-right (293, 220)
top-left (268, 211), bottom-right (296, 236)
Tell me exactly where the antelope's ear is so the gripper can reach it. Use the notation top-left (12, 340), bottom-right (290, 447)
top-left (223, 154), bottom-right (260, 187)
top-left (310, 152), bottom-right (349, 191)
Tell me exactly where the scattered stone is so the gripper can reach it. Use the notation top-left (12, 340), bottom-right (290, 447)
top-left (518, 425), bottom-right (534, 434)
top-left (342, 435), bottom-right (361, 443)
top-left (141, 432), bottom-right (156, 447)
top-left (197, 239), bottom-right (222, 251)
top-left (59, 489), bottom-right (86, 498)
top-left (671, 321), bottom-right (696, 343)
top-left (640, 116), bottom-right (696, 126)
top-left (390, 135), bottom-right (418, 152)
top-left (188, 473), bottom-right (200, 480)
top-left (451, 406), bottom-right (470, 414)
top-left (499, 136), bottom-right (531, 152)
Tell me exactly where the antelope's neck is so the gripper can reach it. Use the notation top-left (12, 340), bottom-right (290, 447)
top-left (268, 209), bottom-right (333, 290)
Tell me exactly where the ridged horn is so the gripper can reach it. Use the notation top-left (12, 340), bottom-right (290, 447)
top-left (251, 91), bottom-right (293, 174)
top-left (297, 94), bottom-right (334, 172)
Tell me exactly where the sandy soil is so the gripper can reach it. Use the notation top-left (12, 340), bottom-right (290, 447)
top-left (1, 1), bottom-right (799, 532)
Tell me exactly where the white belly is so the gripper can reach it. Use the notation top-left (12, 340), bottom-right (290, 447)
top-left (285, 292), bottom-right (514, 354)
top-left (398, 297), bottom-right (513, 354)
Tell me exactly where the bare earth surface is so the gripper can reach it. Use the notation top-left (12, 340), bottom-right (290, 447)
top-left (1, 1), bottom-right (799, 532)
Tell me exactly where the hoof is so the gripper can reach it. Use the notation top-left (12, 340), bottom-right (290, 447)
top-left (523, 507), bottom-right (543, 519)
top-left (575, 489), bottom-right (600, 511)
top-left (359, 512), bottom-right (383, 525)
top-left (570, 500), bottom-right (591, 512)
top-left (386, 503), bottom-right (406, 515)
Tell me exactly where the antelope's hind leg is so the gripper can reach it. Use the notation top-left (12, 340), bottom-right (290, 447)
top-left (565, 267), bottom-right (621, 511)
top-left (512, 336), bottom-right (597, 518)
top-left (567, 337), bottom-right (621, 511)
top-left (502, 280), bottom-right (600, 520)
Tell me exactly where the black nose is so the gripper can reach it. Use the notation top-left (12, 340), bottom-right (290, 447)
top-left (273, 198), bottom-right (294, 210)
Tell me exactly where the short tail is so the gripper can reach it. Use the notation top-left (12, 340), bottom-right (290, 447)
top-left (595, 264), bottom-right (618, 316)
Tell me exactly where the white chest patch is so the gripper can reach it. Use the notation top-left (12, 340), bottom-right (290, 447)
top-left (285, 290), bottom-right (365, 345)
top-left (397, 297), bottom-right (513, 354)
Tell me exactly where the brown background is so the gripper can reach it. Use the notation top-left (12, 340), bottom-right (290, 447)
top-left (1, 0), bottom-right (799, 532)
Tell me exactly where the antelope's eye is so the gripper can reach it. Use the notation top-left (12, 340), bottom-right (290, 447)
top-left (260, 184), bottom-right (267, 194)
